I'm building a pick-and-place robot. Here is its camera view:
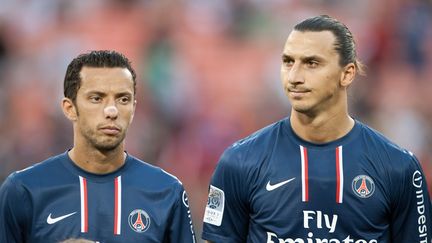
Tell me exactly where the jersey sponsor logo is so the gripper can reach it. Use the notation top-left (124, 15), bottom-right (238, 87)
top-left (266, 177), bottom-right (296, 191)
top-left (266, 231), bottom-right (378, 243)
top-left (412, 170), bottom-right (429, 242)
top-left (128, 209), bottom-right (150, 233)
top-left (351, 175), bottom-right (375, 198)
top-left (203, 185), bottom-right (225, 226)
top-left (266, 210), bottom-right (378, 243)
top-left (303, 210), bottom-right (337, 233)
top-left (46, 212), bottom-right (77, 225)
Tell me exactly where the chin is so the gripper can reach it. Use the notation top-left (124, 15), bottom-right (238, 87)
top-left (94, 143), bottom-right (122, 152)
top-left (291, 101), bottom-right (313, 113)
top-left (93, 138), bottom-right (124, 152)
top-left (292, 107), bottom-right (312, 114)
top-left (292, 103), bottom-right (322, 116)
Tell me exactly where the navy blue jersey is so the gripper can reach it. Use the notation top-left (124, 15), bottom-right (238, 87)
top-left (0, 152), bottom-right (196, 243)
top-left (202, 118), bottom-right (432, 243)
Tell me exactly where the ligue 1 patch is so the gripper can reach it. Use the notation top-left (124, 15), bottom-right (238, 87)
top-left (203, 185), bottom-right (225, 226)
top-left (128, 209), bottom-right (151, 233)
top-left (352, 175), bottom-right (375, 198)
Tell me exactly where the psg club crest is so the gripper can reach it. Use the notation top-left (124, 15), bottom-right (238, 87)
top-left (352, 175), bottom-right (375, 198)
top-left (128, 209), bottom-right (151, 233)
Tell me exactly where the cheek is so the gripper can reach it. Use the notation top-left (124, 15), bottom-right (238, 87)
top-left (76, 118), bottom-right (93, 137)
top-left (76, 100), bottom-right (101, 115)
top-left (77, 115), bottom-right (92, 128)
top-left (316, 77), bottom-right (340, 99)
top-left (317, 68), bottom-right (339, 87)
top-left (121, 107), bottom-right (135, 121)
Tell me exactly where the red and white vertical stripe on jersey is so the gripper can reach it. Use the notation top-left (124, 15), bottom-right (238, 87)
top-left (79, 176), bottom-right (123, 235)
top-left (335, 146), bottom-right (344, 204)
top-left (79, 176), bottom-right (88, 233)
top-left (300, 145), bottom-right (344, 203)
top-left (114, 176), bottom-right (122, 235)
top-left (300, 145), bottom-right (309, 202)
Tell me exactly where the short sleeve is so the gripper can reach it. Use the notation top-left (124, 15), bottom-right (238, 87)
top-left (0, 174), bottom-right (32, 243)
top-left (167, 184), bottom-right (196, 243)
top-left (390, 153), bottom-right (432, 242)
top-left (202, 146), bottom-right (250, 243)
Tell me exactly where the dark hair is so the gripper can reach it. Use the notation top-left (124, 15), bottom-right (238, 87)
top-left (294, 15), bottom-right (365, 75)
top-left (64, 50), bottom-right (137, 102)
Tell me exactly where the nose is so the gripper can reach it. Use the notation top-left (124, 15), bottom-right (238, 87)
top-left (287, 63), bottom-right (304, 85)
top-left (104, 105), bottom-right (118, 119)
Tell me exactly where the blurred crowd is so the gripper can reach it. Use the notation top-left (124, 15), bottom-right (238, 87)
top-left (0, 0), bottom-right (431, 239)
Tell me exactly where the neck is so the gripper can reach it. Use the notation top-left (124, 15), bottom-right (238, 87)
top-left (68, 144), bottom-right (126, 174)
top-left (290, 103), bottom-right (354, 144)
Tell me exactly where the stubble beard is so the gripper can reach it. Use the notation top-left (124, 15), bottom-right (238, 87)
top-left (290, 92), bottom-right (335, 117)
top-left (81, 127), bottom-right (126, 152)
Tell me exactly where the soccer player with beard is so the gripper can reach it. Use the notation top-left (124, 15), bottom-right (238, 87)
top-left (0, 50), bottom-right (196, 243)
top-left (202, 15), bottom-right (432, 243)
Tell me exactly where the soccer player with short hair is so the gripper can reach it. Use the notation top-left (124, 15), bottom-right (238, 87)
top-left (0, 50), bottom-right (196, 243)
top-left (202, 15), bottom-right (432, 243)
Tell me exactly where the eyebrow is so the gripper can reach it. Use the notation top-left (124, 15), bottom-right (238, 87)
top-left (85, 90), bottom-right (133, 98)
top-left (282, 54), bottom-right (325, 62)
top-left (115, 92), bottom-right (133, 98)
top-left (85, 91), bottom-right (105, 96)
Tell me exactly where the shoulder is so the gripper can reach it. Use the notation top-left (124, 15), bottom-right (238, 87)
top-left (358, 122), bottom-right (412, 156)
top-left (126, 155), bottom-right (184, 188)
top-left (357, 121), bottom-right (420, 170)
top-left (5, 153), bottom-right (68, 186)
top-left (231, 118), bottom-right (286, 150)
top-left (218, 119), bottom-right (286, 171)
top-left (0, 154), bottom-right (65, 210)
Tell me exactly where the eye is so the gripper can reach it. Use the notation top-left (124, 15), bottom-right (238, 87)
top-left (118, 96), bottom-right (131, 105)
top-left (282, 57), bottom-right (294, 67)
top-left (306, 60), bottom-right (319, 68)
top-left (89, 95), bottom-right (102, 103)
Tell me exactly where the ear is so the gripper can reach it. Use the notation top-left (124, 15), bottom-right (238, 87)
top-left (340, 63), bottom-right (356, 87)
top-left (62, 98), bottom-right (78, 121)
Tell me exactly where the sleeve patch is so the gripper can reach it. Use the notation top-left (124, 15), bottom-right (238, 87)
top-left (203, 185), bottom-right (225, 226)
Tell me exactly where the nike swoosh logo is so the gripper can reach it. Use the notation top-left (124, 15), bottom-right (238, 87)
top-left (266, 177), bottom-right (296, 191)
top-left (47, 212), bottom-right (77, 224)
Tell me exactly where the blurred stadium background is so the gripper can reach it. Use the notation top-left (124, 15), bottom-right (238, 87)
top-left (0, 0), bottom-right (431, 240)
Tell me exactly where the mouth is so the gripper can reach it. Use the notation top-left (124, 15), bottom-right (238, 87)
top-left (288, 87), bottom-right (311, 93)
top-left (287, 88), bottom-right (311, 98)
top-left (99, 125), bottom-right (121, 135)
